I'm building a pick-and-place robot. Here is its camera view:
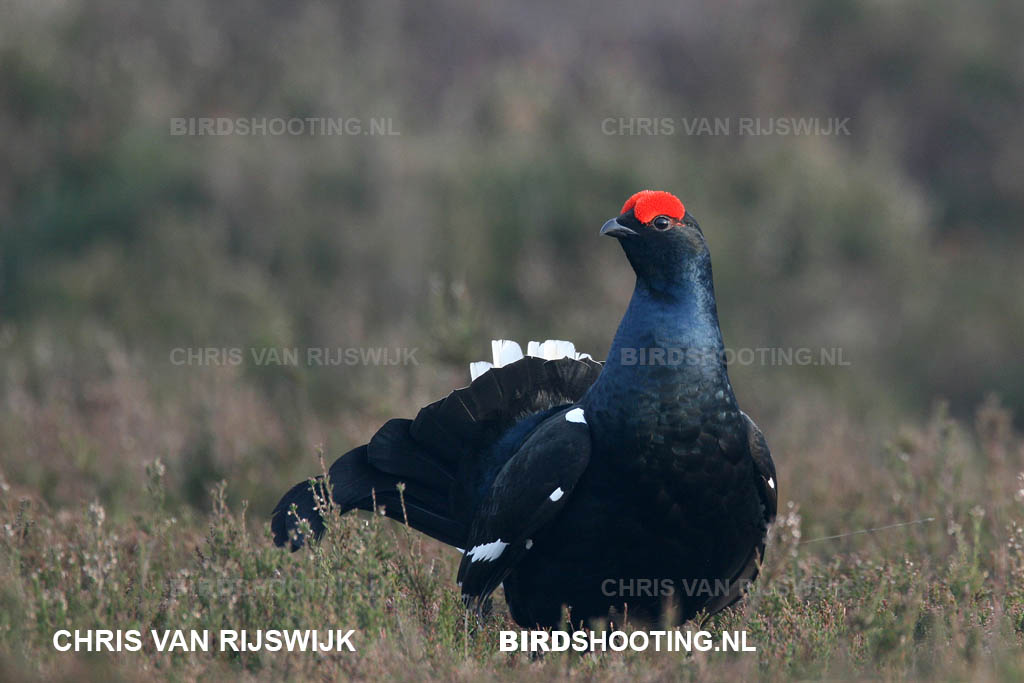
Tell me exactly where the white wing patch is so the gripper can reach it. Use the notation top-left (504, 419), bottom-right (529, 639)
top-left (549, 487), bottom-right (564, 502)
top-left (565, 407), bottom-right (586, 424)
top-left (466, 539), bottom-right (509, 562)
top-left (768, 477), bottom-right (775, 490)
top-left (468, 339), bottom-right (595, 381)
top-left (525, 539), bottom-right (533, 549)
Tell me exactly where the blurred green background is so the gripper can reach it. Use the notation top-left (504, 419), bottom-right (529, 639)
top-left (2, 0), bottom-right (1023, 518)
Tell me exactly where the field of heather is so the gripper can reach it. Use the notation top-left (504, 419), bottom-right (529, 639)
top-left (3, 1), bottom-right (1024, 680)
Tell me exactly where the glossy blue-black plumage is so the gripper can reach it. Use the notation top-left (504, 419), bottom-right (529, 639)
top-left (271, 200), bottom-right (777, 627)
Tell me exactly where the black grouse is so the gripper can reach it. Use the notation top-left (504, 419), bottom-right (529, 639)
top-left (272, 190), bottom-right (777, 627)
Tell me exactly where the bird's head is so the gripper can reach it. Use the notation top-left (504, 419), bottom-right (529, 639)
top-left (601, 190), bottom-right (708, 292)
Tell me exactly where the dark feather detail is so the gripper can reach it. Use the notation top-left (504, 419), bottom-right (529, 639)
top-left (410, 356), bottom-right (602, 463)
top-left (699, 538), bottom-right (765, 622)
top-left (271, 477), bottom-right (329, 550)
top-left (367, 418), bottom-right (456, 492)
top-left (272, 355), bottom-right (601, 554)
top-left (742, 411), bottom-right (777, 524)
top-left (457, 406), bottom-right (592, 609)
top-left (696, 412), bottom-right (776, 620)
top-left (271, 443), bottom-right (466, 551)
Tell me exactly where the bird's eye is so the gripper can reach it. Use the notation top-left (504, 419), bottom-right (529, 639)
top-left (652, 216), bottom-right (672, 231)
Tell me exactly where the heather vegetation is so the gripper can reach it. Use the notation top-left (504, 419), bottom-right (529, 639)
top-left (2, 0), bottom-right (1024, 680)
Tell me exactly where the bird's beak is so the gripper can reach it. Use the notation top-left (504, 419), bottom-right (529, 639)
top-left (600, 218), bottom-right (638, 238)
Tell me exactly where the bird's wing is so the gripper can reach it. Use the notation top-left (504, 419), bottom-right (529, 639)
top-left (742, 411), bottom-right (777, 524)
top-left (700, 410), bottom-right (777, 620)
top-left (457, 405), bottom-right (592, 609)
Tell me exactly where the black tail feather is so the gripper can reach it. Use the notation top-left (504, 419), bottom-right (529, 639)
top-left (272, 355), bottom-right (603, 553)
top-left (410, 356), bottom-right (603, 462)
top-left (271, 443), bottom-right (465, 551)
top-left (271, 477), bottom-right (329, 550)
top-left (366, 418), bottom-right (456, 492)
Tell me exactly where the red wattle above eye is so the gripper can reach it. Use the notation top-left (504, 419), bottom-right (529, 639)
top-left (621, 190), bottom-right (685, 224)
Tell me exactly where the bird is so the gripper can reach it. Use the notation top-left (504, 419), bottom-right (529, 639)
top-left (271, 190), bottom-right (777, 627)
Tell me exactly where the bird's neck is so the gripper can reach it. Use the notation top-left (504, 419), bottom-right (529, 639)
top-left (583, 254), bottom-right (734, 414)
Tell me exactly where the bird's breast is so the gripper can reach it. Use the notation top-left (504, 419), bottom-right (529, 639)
top-left (586, 383), bottom-right (755, 530)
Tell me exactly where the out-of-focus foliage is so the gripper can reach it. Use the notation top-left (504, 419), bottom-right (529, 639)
top-left (2, 0), bottom-right (1022, 424)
